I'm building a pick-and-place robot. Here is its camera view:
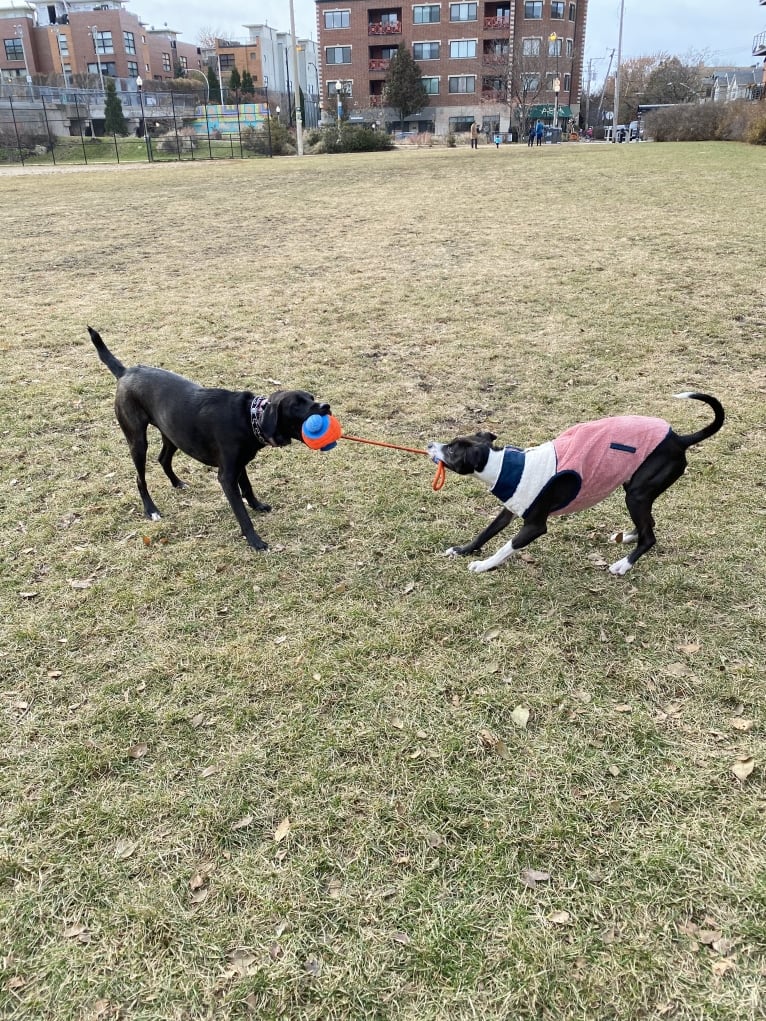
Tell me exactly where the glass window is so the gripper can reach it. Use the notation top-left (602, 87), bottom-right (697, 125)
top-left (522, 72), bottom-right (540, 90)
top-left (524, 2), bottom-right (542, 18)
top-left (93, 30), bottom-right (114, 55)
top-left (381, 12), bottom-right (398, 23)
top-left (414, 5), bottom-right (440, 23)
top-left (569, 2), bottom-right (576, 19)
top-left (127, 60), bottom-right (138, 76)
top-left (449, 115), bottom-right (474, 131)
top-left (448, 75), bottom-right (476, 93)
top-left (563, 72), bottom-right (571, 91)
top-left (551, 2), bottom-right (565, 18)
top-left (522, 37), bottom-right (541, 56)
top-left (325, 46), bottom-right (352, 64)
top-left (548, 36), bottom-right (562, 56)
top-left (4, 39), bottom-right (25, 61)
top-left (162, 52), bottom-right (172, 72)
top-left (123, 31), bottom-right (135, 55)
top-left (327, 79), bottom-right (352, 96)
top-left (58, 33), bottom-right (69, 56)
top-left (422, 76), bottom-right (439, 93)
top-left (413, 41), bottom-right (440, 59)
top-left (324, 10), bottom-right (350, 29)
top-left (450, 3), bottom-right (477, 22)
top-left (566, 38), bottom-right (573, 56)
top-left (449, 39), bottom-right (477, 58)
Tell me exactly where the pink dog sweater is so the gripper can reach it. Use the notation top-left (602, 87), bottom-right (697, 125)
top-left (488, 416), bottom-right (671, 517)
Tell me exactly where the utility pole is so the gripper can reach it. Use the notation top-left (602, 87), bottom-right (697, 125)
top-left (611, 0), bottom-right (625, 140)
top-left (288, 0), bottom-right (303, 156)
top-left (596, 49), bottom-right (615, 127)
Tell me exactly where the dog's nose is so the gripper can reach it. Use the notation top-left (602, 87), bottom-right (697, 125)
top-left (316, 402), bottom-right (331, 416)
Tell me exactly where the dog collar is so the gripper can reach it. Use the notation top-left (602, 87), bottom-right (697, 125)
top-left (250, 395), bottom-right (275, 446)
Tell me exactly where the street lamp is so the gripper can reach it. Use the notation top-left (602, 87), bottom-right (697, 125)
top-left (548, 33), bottom-right (560, 128)
top-left (287, 0), bottom-right (304, 155)
top-left (335, 79), bottom-right (344, 141)
top-left (186, 67), bottom-right (209, 104)
top-left (136, 76), bottom-right (152, 161)
top-left (90, 26), bottom-right (105, 92)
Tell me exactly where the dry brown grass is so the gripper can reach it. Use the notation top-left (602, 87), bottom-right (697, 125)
top-left (1, 142), bottom-right (765, 1020)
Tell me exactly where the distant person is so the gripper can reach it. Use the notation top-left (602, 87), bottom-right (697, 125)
top-left (470, 121), bottom-right (479, 150)
top-left (527, 124), bottom-right (535, 147)
top-left (535, 120), bottom-right (544, 146)
top-left (493, 132), bottom-right (501, 148)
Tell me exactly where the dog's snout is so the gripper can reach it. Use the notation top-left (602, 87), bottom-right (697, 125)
top-left (316, 402), bottom-right (331, 416)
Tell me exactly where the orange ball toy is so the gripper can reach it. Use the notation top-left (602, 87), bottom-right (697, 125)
top-left (302, 413), bottom-right (343, 451)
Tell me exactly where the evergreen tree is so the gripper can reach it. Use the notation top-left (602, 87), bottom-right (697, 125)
top-left (241, 69), bottom-right (254, 96)
top-left (383, 45), bottom-right (429, 130)
top-left (229, 67), bottom-right (241, 93)
top-left (103, 77), bottom-right (128, 135)
top-left (207, 66), bottom-right (221, 104)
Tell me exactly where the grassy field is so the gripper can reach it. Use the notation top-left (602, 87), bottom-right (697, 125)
top-left (0, 142), bottom-right (764, 1020)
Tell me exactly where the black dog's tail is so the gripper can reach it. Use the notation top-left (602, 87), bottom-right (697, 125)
top-left (673, 392), bottom-right (725, 448)
top-left (88, 326), bottom-right (126, 379)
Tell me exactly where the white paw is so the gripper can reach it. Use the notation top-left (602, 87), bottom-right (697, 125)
top-left (609, 556), bottom-right (633, 576)
top-left (443, 547), bottom-right (460, 558)
top-left (150, 512), bottom-right (161, 521)
top-left (468, 558), bottom-right (494, 573)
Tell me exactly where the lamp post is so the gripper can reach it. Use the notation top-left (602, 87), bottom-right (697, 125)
top-left (307, 61), bottom-right (319, 128)
top-left (548, 33), bottom-right (560, 128)
top-left (611, 0), bottom-right (625, 142)
top-left (264, 74), bottom-right (273, 156)
top-left (90, 26), bottom-right (105, 92)
top-left (335, 79), bottom-right (344, 141)
top-left (287, 0), bottom-right (304, 155)
top-left (186, 67), bottom-right (209, 104)
top-left (136, 76), bottom-right (152, 161)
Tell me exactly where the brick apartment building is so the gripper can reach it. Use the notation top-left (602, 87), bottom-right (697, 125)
top-left (314, 0), bottom-right (589, 135)
top-left (1, 0), bottom-right (203, 85)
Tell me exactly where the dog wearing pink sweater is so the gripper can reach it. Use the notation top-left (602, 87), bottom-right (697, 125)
top-left (427, 393), bottom-right (724, 576)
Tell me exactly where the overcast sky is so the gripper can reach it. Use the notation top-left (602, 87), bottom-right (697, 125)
top-left (144, 0), bottom-right (764, 71)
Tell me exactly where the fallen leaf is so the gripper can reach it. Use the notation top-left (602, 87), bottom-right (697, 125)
top-left (731, 757), bottom-right (755, 782)
top-left (697, 929), bottom-right (722, 945)
top-left (666, 662), bottom-right (690, 677)
top-left (274, 919), bottom-right (290, 938)
top-left (327, 877), bottom-right (342, 898)
top-left (47, 670), bottom-right (62, 679)
top-left (712, 937), bottom-right (736, 956)
top-left (608, 764), bottom-right (620, 777)
top-left (7, 976), bottom-right (25, 991)
top-left (730, 718), bottom-right (753, 732)
top-left (231, 814), bottom-right (254, 831)
top-left (392, 931), bottom-right (410, 944)
top-left (127, 743), bottom-right (148, 759)
top-left (548, 910), bottom-right (571, 925)
top-left (390, 716), bottom-right (404, 730)
top-left (200, 765), bottom-right (219, 778)
top-left (274, 635), bottom-right (287, 645)
top-left (613, 703), bottom-right (632, 713)
top-left (114, 839), bottom-right (137, 860)
top-left (711, 957), bottom-right (736, 980)
top-left (19, 591), bottom-right (38, 599)
top-left (189, 712), bottom-right (206, 728)
top-left (511, 706), bottom-right (530, 729)
top-left (479, 728), bottom-right (497, 748)
top-left (274, 816), bottom-right (291, 842)
top-left (226, 949), bottom-right (257, 977)
top-left (269, 942), bottom-right (284, 960)
top-left (402, 580), bottom-right (416, 595)
top-left (68, 578), bottom-right (93, 590)
top-left (482, 627), bottom-right (501, 642)
top-left (521, 868), bottom-right (551, 888)
top-left (189, 887), bottom-right (209, 905)
top-left (63, 923), bottom-right (90, 941)
top-left (677, 642), bottom-right (701, 654)
top-left (303, 957), bottom-right (321, 977)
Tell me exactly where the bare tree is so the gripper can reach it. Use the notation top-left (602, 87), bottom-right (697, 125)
top-left (197, 26), bottom-right (228, 48)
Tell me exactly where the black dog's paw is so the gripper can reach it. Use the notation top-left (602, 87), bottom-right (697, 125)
top-left (251, 500), bottom-right (271, 514)
top-left (245, 534), bottom-right (269, 551)
top-left (444, 544), bottom-right (475, 558)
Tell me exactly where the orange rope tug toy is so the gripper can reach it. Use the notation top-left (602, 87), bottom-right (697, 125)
top-left (302, 414), bottom-right (446, 491)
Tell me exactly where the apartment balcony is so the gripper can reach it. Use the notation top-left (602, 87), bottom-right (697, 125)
top-left (368, 20), bottom-right (402, 35)
top-left (369, 58), bottom-right (391, 71)
top-left (483, 52), bottom-right (509, 66)
top-left (484, 16), bottom-right (511, 31)
top-left (754, 30), bottom-right (766, 56)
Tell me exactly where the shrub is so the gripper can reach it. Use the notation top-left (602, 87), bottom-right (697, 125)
top-left (745, 113), bottom-right (766, 145)
top-left (240, 118), bottom-right (294, 156)
top-left (446, 131), bottom-right (456, 148)
top-left (644, 99), bottom-right (766, 145)
top-left (306, 125), bottom-right (394, 154)
top-left (157, 128), bottom-right (197, 154)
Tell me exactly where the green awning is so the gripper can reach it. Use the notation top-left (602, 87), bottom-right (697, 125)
top-left (528, 104), bottom-right (573, 119)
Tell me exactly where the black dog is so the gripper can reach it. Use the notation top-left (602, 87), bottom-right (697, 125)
top-left (88, 327), bottom-right (330, 550)
top-left (428, 392), bottom-right (724, 576)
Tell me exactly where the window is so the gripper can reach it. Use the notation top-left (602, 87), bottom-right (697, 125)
top-left (569, 2), bottom-right (576, 20)
top-left (483, 75), bottom-right (504, 92)
top-left (449, 39), bottom-right (477, 58)
top-left (522, 37), bottom-right (541, 56)
top-left (413, 41), bottom-right (440, 59)
top-left (522, 72), bottom-right (540, 90)
top-left (524, 1), bottom-right (542, 17)
top-left (93, 30), bottom-right (113, 55)
top-left (325, 45), bottom-right (352, 64)
top-left (219, 54), bottom-right (235, 69)
top-left (449, 115), bottom-right (474, 132)
top-left (551, 1), bottom-right (565, 18)
top-left (546, 71), bottom-right (558, 89)
top-left (448, 75), bottom-right (476, 93)
top-left (324, 9), bottom-right (350, 29)
top-left (4, 39), bottom-right (24, 61)
top-left (127, 60), bottom-right (138, 76)
top-left (123, 31), bottom-right (135, 55)
top-left (548, 36), bottom-right (562, 56)
top-left (88, 60), bottom-right (116, 76)
top-left (450, 3), bottom-right (477, 22)
top-left (566, 38), bottom-right (573, 56)
top-left (179, 55), bottom-right (188, 70)
top-left (563, 72), bottom-right (571, 91)
top-left (422, 76), bottom-right (439, 93)
top-left (414, 5), bottom-right (440, 23)
top-left (57, 33), bottom-right (69, 56)
top-left (162, 52), bottom-right (172, 72)
top-left (327, 79), bottom-right (352, 95)
top-left (380, 12), bottom-right (398, 23)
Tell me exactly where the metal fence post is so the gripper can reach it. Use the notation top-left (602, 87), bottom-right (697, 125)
top-left (170, 90), bottom-right (181, 160)
top-left (74, 93), bottom-right (88, 163)
top-left (41, 94), bottom-right (56, 165)
top-left (8, 95), bottom-right (25, 166)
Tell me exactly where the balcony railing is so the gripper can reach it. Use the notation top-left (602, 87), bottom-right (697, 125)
top-left (369, 94), bottom-right (385, 107)
top-left (481, 88), bottom-right (507, 102)
top-left (483, 53), bottom-right (509, 66)
top-left (368, 21), bottom-right (402, 35)
top-left (753, 30), bottom-right (766, 56)
top-left (369, 58), bottom-right (391, 71)
top-left (484, 16), bottom-right (511, 30)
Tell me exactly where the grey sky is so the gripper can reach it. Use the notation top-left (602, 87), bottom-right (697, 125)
top-left (146, 0), bottom-right (764, 72)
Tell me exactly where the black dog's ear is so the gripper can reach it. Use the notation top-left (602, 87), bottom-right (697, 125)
top-left (476, 431), bottom-right (498, 444)
top-left (259, 400), bottom-right (290, 447)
